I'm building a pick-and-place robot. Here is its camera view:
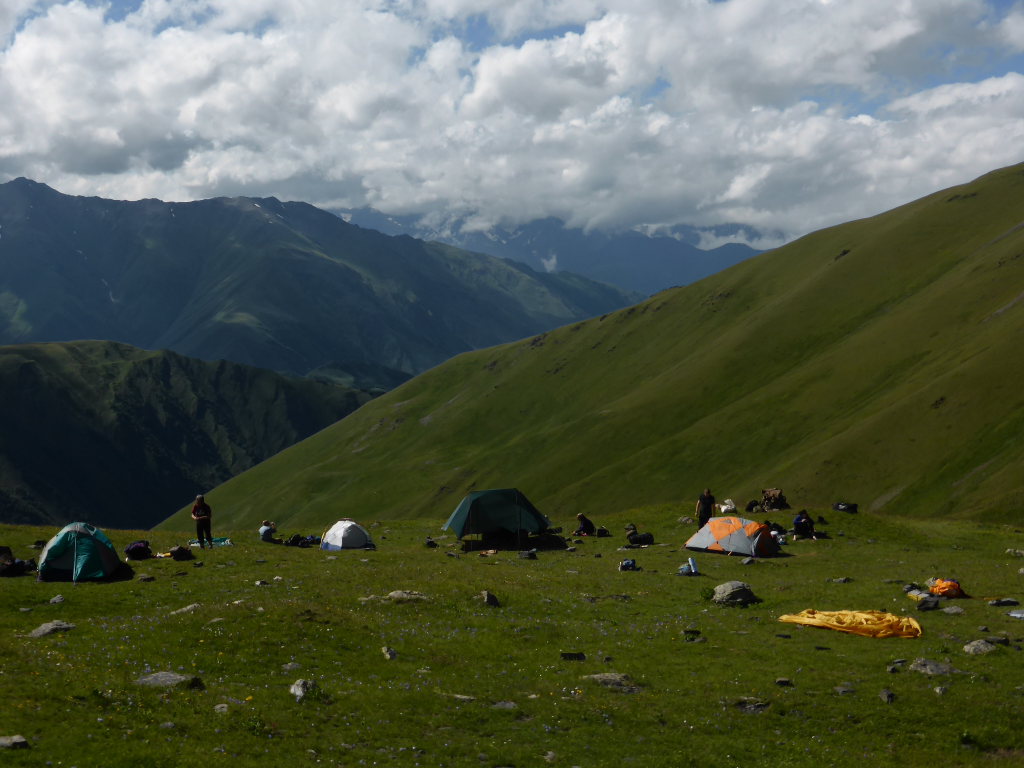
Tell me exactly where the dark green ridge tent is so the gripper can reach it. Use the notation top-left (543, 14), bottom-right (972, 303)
top-left (442, 489), bottom-right (552, 539)
top-left (38, 522), bottom-right (124, 582)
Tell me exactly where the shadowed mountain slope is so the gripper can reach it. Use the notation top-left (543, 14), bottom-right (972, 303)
top-left (0, 179), bottom-right (637, 389)
top-left (0, 341), bottom-right (371, 527)
top-left (158, 164), bottom-right (1024, 531)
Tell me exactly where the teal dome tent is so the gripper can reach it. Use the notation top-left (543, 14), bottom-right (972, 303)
top-left (38, 522), bottom-right (124, 582)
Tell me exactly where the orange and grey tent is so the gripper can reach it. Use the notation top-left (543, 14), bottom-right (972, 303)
top-left (685, 516), bottom-right (780, 557)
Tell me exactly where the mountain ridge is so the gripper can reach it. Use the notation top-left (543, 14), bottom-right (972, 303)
top-left (0, 340), bottom-right (371, 528)
top-left (0, 179), bottom-right (638, 388)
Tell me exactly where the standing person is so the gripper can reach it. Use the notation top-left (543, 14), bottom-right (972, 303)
top-left (695, 488), bottom-right (716, 529)
top-left (191, 494), bottom-right (213, 549)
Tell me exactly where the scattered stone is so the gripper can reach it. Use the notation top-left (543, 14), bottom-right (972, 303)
top-left (560, 651), bottom-right (586, 661)
top-left (989, 598), bottom-right (1020, 607)
top-left (566, 546), bottom-right (577, 552)
top-left (49, 595), bottom-right (64, 604)
top-left (448, 693), bottom-right (475, 702)
top-left (711, 581), bottom-right (760, 606)
top-left (479, 590), bottom-right (501, 607)
top-left (1009, 610), bottom-right (1024, 620)
top-left (136, 672), bottom-right (204, 690)
top-left (833, 684), bottom-right (855, 696)
top-left (593, 553), bottom-right (602, 558)
top-left (909, 658), bottom-right (956, 676)
top-left (775, 633), bottom-right (791, 639)
top-left (678, 516), bottom-right (695, 526)
top-left (518, 550), bottom-right (537, 560)
top-left (137, 574), bottom-right (155, 582)
top-left (741, 557), bottom-right (756, 565)
top-left (159, 722), bottom-right (175, 729)
top-left (18, 608), bottom-right (31, 613)
top-left (735, 697), bottom-right (769, 713)
top-left (1005, 549), bottom-right (1024, 557)
top-left (582, 673), bottom-right (640, 693)
top-left (879, 689), bottom-right (896, 704)
top-left (273, 576), bottom-right (283, 581)
top-left (916, 596), bottom-right (941, 611)
top-left (831, 577), bottom-right (853, 583)
top-left (941, 605), bottom-right (964, 615)
top-left (382, 646), bottom-right (397, 660)
top-left (542, 750), bottom-right (557, 763)
top-left (207, 617), bottom-right (224, 624)
top-left (979, 626), bottom-right (989, 632)
top-left (290, 679), bottom-right (318, 702)
top-left (193, 561), bottom-right (204, 568)
top-left (986, 636), bottom-right (1010, 646)
top-left (282, 662), bottom-right (302, 672)
top-left (775, 678), bottom-right (793, 687)
top-left (492, 701), bottom-right (518, 710)
top-left (0, 735), bottom-right (29, 749)
top-left (214, 704), bottom-right (229, 714)
top-left (254, 580), bottom-right (270, 587)
top-left (385, 590), bottom-right (427, 603)
top-left (963, 639), bottom-right (999, 656)
top-left (170, 603), bottom-right (200, 616)
top-left (29, 620), bottom-right (75, 638)
top-left (934, 686), bottom-right (947, 695)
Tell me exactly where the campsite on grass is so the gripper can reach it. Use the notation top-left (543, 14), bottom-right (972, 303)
top-left (2, 504), bottom-right (1022, 767)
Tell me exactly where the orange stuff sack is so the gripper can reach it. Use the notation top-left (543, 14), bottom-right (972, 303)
top-left (929, 578), bottom-right (968, 598)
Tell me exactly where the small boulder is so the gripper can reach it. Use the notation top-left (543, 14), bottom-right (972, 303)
top-left (963, 639), bottom-right (999, 656)
top-left (282, 662), bottom-right (302, 672)
top-left (712, 581), bottom-right (760, 606)
top-left (29, 620), bottom-right (75, 638)
top-left (290, 679), bottom-right (318, 701)
top-left (909, 658), bottom-right (956, 676)
top-left (214, 704), bottom-right (229, 714)
top-left (137, 574), bottom-right (155, 582)
top-left (879, 689), bottom-right (896, 704)
top-left (581, 672), bottom-right (640, 693)
top-left (382, 646), bottom-right (397, 660)
top-left (0, 735), bottom-right (29, 749)
top-left (49, 595), bottom-right (64, 604)
top-left (988, 598), bottom-right (1019, 607)
top-left (386, 590), bottom-right (428, 603)
top-left (479, 590), bottom-right (501, 607)
top-left (170, 603), bottom-right (200, 616)
top-left (136, 672), bottom-right (204, 689)
top-left (941, 605), bottom-right (964, 615)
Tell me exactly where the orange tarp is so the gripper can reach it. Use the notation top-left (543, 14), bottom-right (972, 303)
top-left (778, 609), bottom-right (922, 638)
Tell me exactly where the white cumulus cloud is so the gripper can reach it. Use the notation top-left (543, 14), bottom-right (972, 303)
top-left (0, 0), bottom-right (1022, 242)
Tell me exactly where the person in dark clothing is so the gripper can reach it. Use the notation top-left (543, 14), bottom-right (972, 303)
top-left (792, 509), bottom-right (817, 539)
top-left (573, 513), bottom-right (597, 536)
top-left (191, 494), bottom-right (213, 549)
top-left (695, 488), bottom-right (716, 528)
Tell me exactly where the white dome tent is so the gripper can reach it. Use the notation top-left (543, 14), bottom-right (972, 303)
top-left (320, 519), bottom-right (375, 551)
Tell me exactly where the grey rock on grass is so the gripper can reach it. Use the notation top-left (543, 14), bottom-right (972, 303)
top-left (170, 603), bottom-right (200, 615)
top-left (909, 658), bottom-right (957, 676)
top-left (963, 639), bottom-right (999, 655)
top-left (290, 679), bottom-right (318, 702)
top-left (29, 620), bottom-right (75, 638)
top-left (136, 672), bottom-right (204, 689)
top-left (582, 672), bottom-right (640, 693)
top-left (0, 735), bottom-right (29, 749)
top-left (712, 581), bottom-right (760, 606)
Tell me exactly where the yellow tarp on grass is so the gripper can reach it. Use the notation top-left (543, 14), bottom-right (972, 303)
top-left (778, 609), bottom-right (922, 638)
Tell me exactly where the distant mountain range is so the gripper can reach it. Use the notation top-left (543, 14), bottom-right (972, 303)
top-left (336, 209), bottom-right (764, 296)
top-left (0, 178), bottom-right (638, 390)
top-left (0, 341), bottom-right (370, 528)
top-left (168, 163), bottom-right (1024, 531)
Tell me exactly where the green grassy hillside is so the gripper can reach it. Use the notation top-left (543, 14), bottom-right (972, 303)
top-left (161, 164), bottom-right (1024, 532)
top-left (2, 514), bottom-right (1023, 767)
top-left (0, 341), bottom-right (370, 528)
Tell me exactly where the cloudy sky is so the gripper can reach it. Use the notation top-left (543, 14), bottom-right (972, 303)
top-left (2, 0), bottom-right (1023, 245)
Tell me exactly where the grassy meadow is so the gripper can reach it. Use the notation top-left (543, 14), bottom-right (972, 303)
top-left (3, 510), bottom-right (1023, 767)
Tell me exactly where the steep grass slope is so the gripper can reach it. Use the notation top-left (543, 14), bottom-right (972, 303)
top-left (161, 164), bottom-right (1024, 531)
top-left (0, 341), bottom-right (370, 527)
